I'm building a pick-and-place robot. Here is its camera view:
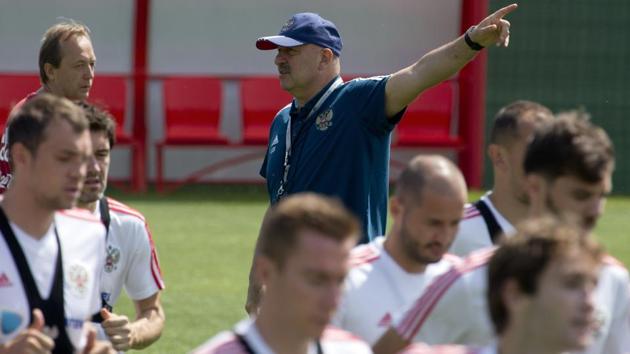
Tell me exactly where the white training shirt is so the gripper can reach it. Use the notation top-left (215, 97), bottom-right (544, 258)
top-left (332, 236), bottom-right (460, 344)
top-left (12, 222), bottom-right (57, 297)
top-left (393, 247), bottom-right (630, 354)
top-left (96, 197), bottom-right (164, 308)
top-left (449, 192), bottom-right (515, 257)
top-left (0, 209), bottom-right (106, 351)
top-left (191, 318), bottom-right (373, 354)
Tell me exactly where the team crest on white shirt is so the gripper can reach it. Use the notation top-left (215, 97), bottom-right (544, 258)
top-left (315, 109), bottom-right (333, 131)
top-left (66, 263), bottom-right (89, 298)
top-left (104, 245), bottom-right (121, 273)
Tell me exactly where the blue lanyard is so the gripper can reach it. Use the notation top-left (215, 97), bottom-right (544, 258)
top-left (276, 77), bottom-right (343, 199)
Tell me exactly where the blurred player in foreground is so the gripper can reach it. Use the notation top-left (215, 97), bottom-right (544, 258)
top-left (192, 193), bottom-right (372, 354)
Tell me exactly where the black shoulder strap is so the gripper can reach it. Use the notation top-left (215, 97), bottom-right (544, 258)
top-left (0, 207), bottom-right (74, 353)
top-left (99, 197), bottom-right (111, 234)
top-left (473, 199), bottom-right (503, 244)
top-left (234, 332), bottom-right (256, 354)
top-left (91, 197), bottom-right (113, 323)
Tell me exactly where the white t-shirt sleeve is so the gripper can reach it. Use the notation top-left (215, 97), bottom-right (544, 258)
top-left (449, 211), bottom-right (492, 257)
top-left (600, 265), bottom-right (630, 354)
top-left (123, 220), bottom-right (161, 300)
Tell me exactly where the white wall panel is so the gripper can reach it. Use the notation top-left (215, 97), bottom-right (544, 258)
top-left (149, 0), bottom-right (461, 75)
top-left (0, 0), bottom-right (134, 73)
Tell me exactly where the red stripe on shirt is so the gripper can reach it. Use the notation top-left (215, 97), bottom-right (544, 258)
top-left (349, 244), bottom-right (381, 267)
top-left (463, 204), bottom-right (481, 220)
top-left (603, 254), bottom-right (626, 269)
top-left (396, 248), bottom-right (495, 340)
top-left (108, 198), bottom-right (165, 289)
top-left (442, 253), bottom-right (463, 266)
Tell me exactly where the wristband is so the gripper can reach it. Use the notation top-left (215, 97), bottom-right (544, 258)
top-left (464, 26), bottom-right (484, 51)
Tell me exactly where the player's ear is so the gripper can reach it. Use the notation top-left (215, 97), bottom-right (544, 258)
top-left (390, 195), bottom-right (403, 220)
top-left (10, 142), bottom-right (32, 168)
top-left (256, 255), bottom-right (275, 284)
top-left (502, 278), bottom-right (527, 313)
top-left (44, 62), bottom-right (56, 83)
top-left (488, 144), bottom-right (507, 171)
top-left (525, 173), bottom-right (546, 213)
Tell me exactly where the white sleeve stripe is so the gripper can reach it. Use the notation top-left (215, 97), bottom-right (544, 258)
top-left (350, 254), bottom-right (380, 267)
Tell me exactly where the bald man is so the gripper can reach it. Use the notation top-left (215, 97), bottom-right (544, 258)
top-left (331, 155), bottom-right (467, 344)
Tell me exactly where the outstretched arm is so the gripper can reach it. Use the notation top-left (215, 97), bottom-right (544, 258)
top-left (385, 3), bottom-right (518, 118)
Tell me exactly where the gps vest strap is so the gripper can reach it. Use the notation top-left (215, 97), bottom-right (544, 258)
top-left (99, 197), bottom-right (111, 235)
top-left (0, 207), bottom-right (74, 353)
top-left (92, 197), bottom-right (113, 323)
top-left (473, 199), bottom-right (503, 244)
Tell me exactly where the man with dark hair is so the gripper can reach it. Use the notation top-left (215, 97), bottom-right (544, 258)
top-left (331, 155), bottom-right (466, 344)
top-left (484, 218), bottom-right (601, 354)
top-left (524, 111), bottom-right (613, 231)
top-left (0, 19), bottom-right (96, 193)
top-left (192, 193), bottom-right (373, 354)
top-left (74, 103), bottom-right (165, 351)
top-left (449, 100), bottom-right (553, 256)
top-left (0, 94), bottom-right (113, 353)
top-left (373, 112), bottom-right (630, 354)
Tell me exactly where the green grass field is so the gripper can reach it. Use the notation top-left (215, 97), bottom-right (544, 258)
top-left (107, 185), bottom-right (630, 353)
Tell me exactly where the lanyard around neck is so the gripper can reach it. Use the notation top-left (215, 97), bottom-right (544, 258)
top-left (276, 77), bottom-right (344, 199)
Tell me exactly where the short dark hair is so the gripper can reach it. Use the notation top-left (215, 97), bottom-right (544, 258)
top-left (258, 193), bottom-right (360, 268)
top-left (524, 111), bottom-right (614, 183)
top-left (78, 102), bottom-right (116, 148)
top-left (490, 100), bottom-right (553, 147)
top-left (8, 94), bottom-right (88, 166)
top-left (39, 20), bottom-right (92, 85)
top-left (487, 218), bottom-right (602, 335)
